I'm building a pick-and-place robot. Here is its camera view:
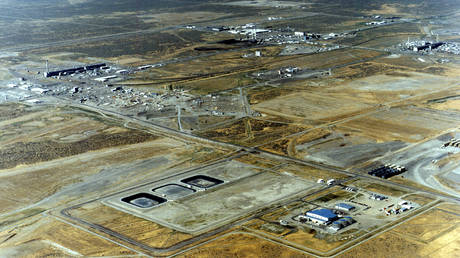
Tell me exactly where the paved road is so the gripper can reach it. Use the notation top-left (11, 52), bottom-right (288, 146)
top-left (59, 156), bottom-right (353, 254)
top-left (65, 101), bottom-right (460, 204)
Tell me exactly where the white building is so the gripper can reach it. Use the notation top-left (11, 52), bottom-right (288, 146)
top-left (94, 75), bottom-right (117, 82)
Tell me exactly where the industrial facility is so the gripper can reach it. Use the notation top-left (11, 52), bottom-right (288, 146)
top-left (330, 216), bottom-right (355, 232)
top-left (1, 0), bottom-right (458, 256)
top-left (335, 203), bottom-right (356, 212)
top-left (44, 63), bottom-right (107, 77)
top-left (301, 208), bottom-right (339, 225)
top-left (368, 164), bottom-right (406, 179)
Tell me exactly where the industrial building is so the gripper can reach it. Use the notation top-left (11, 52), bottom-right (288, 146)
top-left (44, 63), bottom-right (106, 77)
top-left (368, 164), bottom-right (406, 179)
top-left (330, 216), bottom-right (355, 232)
top-left (303, 208), bottom-right (338, 225)
top-left (370, 193), bottom-right (387, 201)
top-left (327, 179), bottom-right (336, 185)
top-left (94, 75), bottom-right (117, 82)
top-left (335, 203), bottom-right (355, 212)
top-left (411, 42), bottom-right (444, 52)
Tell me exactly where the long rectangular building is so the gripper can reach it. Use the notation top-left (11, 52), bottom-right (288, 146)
top-left (44, 63), bottom-right (106, 77)
top-left (304, 208), bottom-right (338, 225)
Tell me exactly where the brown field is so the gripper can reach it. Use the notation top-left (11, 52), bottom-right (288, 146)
top-left (0, 217), bottom-right (135, 257)
top-left (284, 229), bottom-right (346, 253)
top-left (341, 106), bottom-right (460, 143)
top-left (338, 204), bottom-right (460, 258)
top-left (0, 103), bottom-right (34, 122)
top-left (0, 105), bottom-right (160, 169)
top-left (198, 117), bottom-right (310, 147)
top-left (127, 47), bottom-right (381, 94)
top-left (69, 202), bottom-right (193, 249)
top-left (1, 1), bottom-right (460, 256)
top-left (0, 137), bottom-right (195, 214)
top-left (180, 71), bottom-right (259, 94)
top-left (234, 153), bottom-right (284, 169)
top-left (126, 46), bottom-right (283, 89)
top-left (258, 201), bottom-right (313, 222)
top-left (392, 207), bottom-right (459, 242)
top-left (177, 232), bottom-right (311, 258)
top-left (438, 203), bottom-right (460, 214)
top-left (253, 90), bottom-right (374, 123)
top-left (335, 22), bottom-right (422, 49)
top-left (265, 48), bottom-right (384, 70)
top-left (259, 127), bottom-right (332, 156)
top-left (402, 193), bottom-right (436, 206)
top-left (278, 163), bottom-right (350, 182)
top-left (244, 219), bottom-right (292, 237)
top-left (303, 186), bottom-right (344, 202)
top-left (0, 105), bottom-right (225, 220)
top-left (248, 86), bottom-right (295, 105)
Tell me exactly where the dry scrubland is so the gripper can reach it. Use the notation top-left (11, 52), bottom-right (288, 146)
top-left (1, 0), bottom-right (460, 257)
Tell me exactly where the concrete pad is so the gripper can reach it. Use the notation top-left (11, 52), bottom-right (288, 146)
top-left (148, 172), bottom-right (313, 233)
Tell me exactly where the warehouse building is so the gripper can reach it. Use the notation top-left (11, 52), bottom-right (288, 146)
top-left (335, 203), bottom-right (355, 212)
top-left (303, 209), bottom-right (338, 225)
top-left (44, 63), bottom-right (106, 77)
top-left (330, 216), bottom-right (355, 232)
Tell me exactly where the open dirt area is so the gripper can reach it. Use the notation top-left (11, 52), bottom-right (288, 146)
top-left (338, 204), bottom-right (460, 258)
top-left (0, 216), bottom-right (136, 257)
top-left (1, 0), bottom-right (460, 256)
top-left (104, 162), bottom-right (315, 234)
top-left (69, 202), bottom-right (193, 249)
top-left (253, 91), bottom-right (373, 123)
top-left (176, 232), bottom-right (312, 258)
top-left (0, 104), bottom-right (226, 224)
top-left (199, 117), bottom-right (310, 147)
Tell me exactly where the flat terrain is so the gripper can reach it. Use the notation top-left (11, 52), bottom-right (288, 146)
top-left (0, 0), bottom-right (460, 257)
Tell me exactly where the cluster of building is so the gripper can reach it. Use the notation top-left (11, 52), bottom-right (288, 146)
top-left (44, 63), bottom-right (107, 78)
top-left (317, 178), bottom-right (337, 185)
top-left (399, 39), bottom-right (460, 55)
top-left (201, 20), bottom-right (348, 46)
top-left (409, 41), bottom-right (444, 52)
top-left (6, 79), bottom-right (50, 96)
top-left (298, 203), bottom-right (356, 232)
top-left (382, 201), bottom-right (413, 215)
top-left (368, 164), bottom-right (406, 179)
top-left (366, 21), bottom-right (386, 26)
top-left (45, 62), bottom-right (164, 80)
top-left (208, 23), bottom-right (271, 39)
top-left (369, 193), bottom-right (388, 201)
top-left (267, 16), bottom-right (283, 21)
top-left (344, 186), bottom-right (358, 192)
top-left (278, 66), bottom-right (301, 78)
top-left (436, 42), bottom-right (460, 55)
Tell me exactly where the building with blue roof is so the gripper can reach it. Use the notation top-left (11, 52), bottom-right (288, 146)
top-left (305, 208), bottom-right (338, 225)
top-left (330, 216), bottom-right (355, 232)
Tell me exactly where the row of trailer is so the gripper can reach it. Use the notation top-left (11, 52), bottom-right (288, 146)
top-left (368, 164), bottom-right (406, 179)
top-left (442, 138), bottom-right (460, 148)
